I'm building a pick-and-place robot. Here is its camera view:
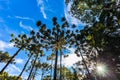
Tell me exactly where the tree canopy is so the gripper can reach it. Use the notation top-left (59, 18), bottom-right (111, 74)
top-left (0, 0), bottom-right (120, 80)
top-left (0, 72), bottom-right (22, 80)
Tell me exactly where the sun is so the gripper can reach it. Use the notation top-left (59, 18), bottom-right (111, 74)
top-left (96, 63), bottom-right (109, 77)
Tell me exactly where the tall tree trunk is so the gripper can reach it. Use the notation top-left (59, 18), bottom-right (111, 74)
top-left (16, 54), bottom-right (32, 80)
top-left (32, 67), bottom-right (38, 80)
top-left (41, 69), bottom-right (44, 80)
top-left (27, 54), bottom-right (38, 80)
top-left (53, 50), bottom-right (58, 80)
top-left (50, 59), bottom-right (53, 80)
top-left (0, 47), bottom-right (23, 74)
top-left (75, 35), bottom-right (91, 79)
top-left (78, 48), bottom-right (91, 79)
top-left (60, 50), bottom-right (62, 80)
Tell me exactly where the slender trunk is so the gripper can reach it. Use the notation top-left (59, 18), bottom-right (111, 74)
top-left (60, 50), bottom-right (62, 80)
top-left (32, 67), bottom-right (38, 80)
top-left (78, 48), bottom-right (91, 80)
top-left (51, 59), bottom-right (53, 80)
top-left (74, 35), bottom-right (91, 79)
top-left (27, 54), bottom-right (38, 80)
top-left (16, 54), bottom-right (32, 80)
top-left (0, 46), bottom-right (23, 74)
top-left (41, 69), bottom-right (44, 80)
top-left (53, 50), bottom-right (58, 80)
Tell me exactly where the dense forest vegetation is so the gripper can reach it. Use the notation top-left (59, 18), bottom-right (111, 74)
top-left (0, 0), bottom-right (120, 80)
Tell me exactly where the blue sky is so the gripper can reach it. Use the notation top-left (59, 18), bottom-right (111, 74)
top-left (0, 0), bottom-right (84, 79)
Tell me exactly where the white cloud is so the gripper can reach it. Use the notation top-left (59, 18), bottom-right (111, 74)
top-left (37, 0), bottom-right (43, 4)
top-left (6, 64), bottom-right (21, 73)
top-left (8, 43), bottom-right (14, 47)
top-left (15, 58), bottom-right (24, 64)
top-left (15, 16), bottom-right (34, 21)
top-left (8, 15), bottom-right (34, 22)
top-left (64, 1), bottom-right (85, 26)
top-left (37, 0), bottom-right (47, 19)
top-left (19, 21), bottom-right (33, 31)
top-left (40, 6), bottom-right (47, 19)
top-left (15, 16), bottom-right (31, 20)
top-left (0, 63), bottom-right (28, 80)
top-left (63, 53), bottom-right (82, 67)
top-left (62, 47), bottom-right (82, 67)
top-left (0, 40), bottom-right (14, 50)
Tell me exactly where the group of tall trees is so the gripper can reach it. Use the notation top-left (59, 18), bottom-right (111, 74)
top-left (0, 0), bottom-right (120, 80)
top-left (0, 51), bottom-right (22, 80)
top-left (0, 17), bottom-right (79, 80)
top-left (65, 0), bottom-right (120, 80)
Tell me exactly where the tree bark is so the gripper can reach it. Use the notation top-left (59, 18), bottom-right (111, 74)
top-left (60, 50), bottom-right (62, 80)
top-left (53, 50), bottom-right (58, 80)
top-left (27, 54), bottom-right (38, 80)
top-left (50, 59), bottom-right (53, 80)
top-left (78, 48), bottom-right (91, 80)
top-left (32, 67), bottom-right (38, 80)
top-left (16, 54), bottom-right (32, 80)
top-left (0, 46), bottom-right (23, 74)
top-left (41, 69), bottom-right (44, 80)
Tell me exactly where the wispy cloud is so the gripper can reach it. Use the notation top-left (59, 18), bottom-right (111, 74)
top-left (15, 16), bottom-right (34, 21)
top-left (40, 6), bottom-right (47, 19)
top-left (8, 15), bottom-right (34, 22)
top-left (0, 40), bottom-right (14, 50)
top-left (15, 58), bottom-right (24, 64)
top-left (37, 0), bottom-right (47, 19)
top-left (5, 64), bottom-right (21, 74)
top-left (0, 63), bottom-right (27, 79)
top-left (64, 1), bottom-right (85, 26)
top-left (62, 47), bottom-right (82, 67)
top-left (19, 21), bottom-right (33, 31)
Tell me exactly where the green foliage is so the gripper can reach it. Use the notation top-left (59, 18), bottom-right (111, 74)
top-left (65, 0), bottom-right (120, 79)
top-left (0, 72), bottom-right (22, 80)
top-left (65, 0), bottom-right (119, 25)
top-left (53, 66), bottom-right (83, 80)
top-left (3, 6), bottom-right (120, 79)
top-left (0, 51), bottom-right (14, 63)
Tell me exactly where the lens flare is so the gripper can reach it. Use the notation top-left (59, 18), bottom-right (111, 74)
top-left (96, 63), bottom-right (108, 77)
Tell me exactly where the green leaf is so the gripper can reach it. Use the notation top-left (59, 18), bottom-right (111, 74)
top-left (118, 20), bottom-right (120, 25)
top-left (86, 35), bottom-right (92, 40)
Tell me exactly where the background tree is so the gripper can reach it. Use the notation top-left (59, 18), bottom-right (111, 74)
top-left (65, 0), bottom-right (120, 79)
top-left (0, 72), bottom-right (22, 80)
top-left (0, 34), bottom-right (32, 74)
top-left (36, 17), bottom-right (75, 80)
top-left (47, 53), bottom-right (55, 79)
top-left (16, 52), bottom-right (33, 80)
top-left (26, 45), bottom-right (44, 80)
top-left (0, 51), bottom-right (14, 63)
top-left (65, 0), bottom-right (119, 25)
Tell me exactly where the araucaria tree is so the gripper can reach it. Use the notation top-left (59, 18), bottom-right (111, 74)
top-left (0, 34), bottom-right (32, 74)
top-left (36, 17), bottom-right (75, 80)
